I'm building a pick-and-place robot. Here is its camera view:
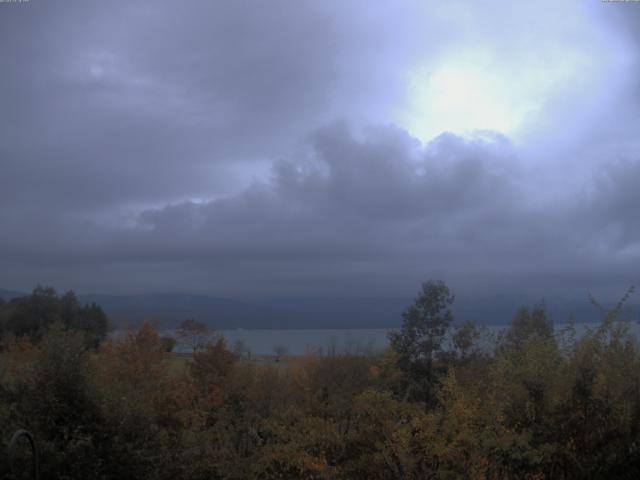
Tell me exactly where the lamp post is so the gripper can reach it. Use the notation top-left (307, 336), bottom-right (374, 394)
top-left (8, 429), bottom-right (39, 480)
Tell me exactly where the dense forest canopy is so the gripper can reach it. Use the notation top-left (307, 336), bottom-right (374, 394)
top-left (0, 283), bottom-right (638, 479)
top-left (0, 287), bottom-right (110, 349)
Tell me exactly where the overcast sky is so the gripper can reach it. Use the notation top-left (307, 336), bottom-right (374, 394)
top-left (1, 0), bottom-right (639, 300)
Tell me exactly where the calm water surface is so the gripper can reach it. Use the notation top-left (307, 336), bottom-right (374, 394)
top-left (165, 321), bottom-right (640, 355)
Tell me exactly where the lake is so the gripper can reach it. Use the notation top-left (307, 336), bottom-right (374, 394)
top-left (166, 320), bottom-right (640, 355)
top-left (169, 328), bottom-right (391, 355)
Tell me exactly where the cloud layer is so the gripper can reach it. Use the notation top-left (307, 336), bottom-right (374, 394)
top-left (0, 0), bottom-right (639, 299)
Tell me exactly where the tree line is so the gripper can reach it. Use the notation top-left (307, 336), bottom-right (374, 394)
top-left (0, 281), bottom-right (638, 479)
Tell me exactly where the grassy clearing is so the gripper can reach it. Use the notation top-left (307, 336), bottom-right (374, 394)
top-left (164, 352), bottom-right (190, 375)
top-left (164, 351), bottom-right (300, 376)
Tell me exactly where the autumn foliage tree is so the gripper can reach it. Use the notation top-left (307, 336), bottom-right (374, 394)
top-left (388, 280), bottom-right (455, 404)
top-left (176, 318), bottom-right (214, 352)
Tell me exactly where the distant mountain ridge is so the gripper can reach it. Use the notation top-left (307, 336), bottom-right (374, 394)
top-left (0, 288), bottom-right (24, 301)
top-left (79, 293), bottom-right (270, 329)
top-left (85, 293), bottom-right (637, 329)
top-left (1, 288), bottom-right (637, 329)
top-left (78, 294), bottom-right (412, 329)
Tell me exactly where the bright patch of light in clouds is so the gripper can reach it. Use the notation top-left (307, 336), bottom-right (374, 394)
top-left (403, 59), bottom-right (531, 140)
top-left (398, 0), bottom-right (636, 144)
top-left (400, 49), bottom-right (596, 142)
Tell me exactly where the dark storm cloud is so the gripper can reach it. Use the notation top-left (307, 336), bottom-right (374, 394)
top-left (0, 0), bottom-right (639, 298)
top-left (130, 124), bottom-right (640, 289)
top-left (3, 120), bottom-right (639, 297)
